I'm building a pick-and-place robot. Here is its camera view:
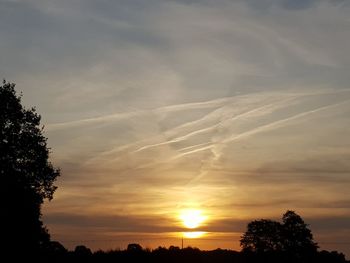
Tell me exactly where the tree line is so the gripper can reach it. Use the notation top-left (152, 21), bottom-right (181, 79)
top-left (37, 242), bottom-right (348, 263)
top-left (0, 81), bottom-right (348, 262)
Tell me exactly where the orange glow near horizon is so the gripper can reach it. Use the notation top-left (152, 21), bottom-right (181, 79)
top-left (183, 231), bottom-right (206, 239)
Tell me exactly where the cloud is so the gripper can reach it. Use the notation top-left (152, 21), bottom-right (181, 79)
top-left (3, 0), bottom-right (350, 120)
top-left (244, 0), bottom-right (348, 11)
top-left (45, 212), bottom-right (181, 233)
top-left (308, 216), bottom-right (350, 231)
top-left (44, 211), bottom-right (350, 239)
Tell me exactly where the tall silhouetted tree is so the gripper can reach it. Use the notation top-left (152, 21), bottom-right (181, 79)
top-left (0, 81), bottom-right (60, 257)
top-left (281, 210), bottom-right (318, 258)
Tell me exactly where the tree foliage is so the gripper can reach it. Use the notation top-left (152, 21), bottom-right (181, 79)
top-left (0, 81), bottom-right (60, 255)
top-left (240, 219), bottom-right (283, 253)
top-left (240, 211), bottom-right (318, 259)
top-left (282, 210), bottom-right (318, 256)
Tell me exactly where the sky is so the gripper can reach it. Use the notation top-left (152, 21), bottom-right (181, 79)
top-left (1, 0), bottom-right (350, 256)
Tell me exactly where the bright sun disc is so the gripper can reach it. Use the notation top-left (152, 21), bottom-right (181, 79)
top-left (180, 209), bottom-right (206, 229)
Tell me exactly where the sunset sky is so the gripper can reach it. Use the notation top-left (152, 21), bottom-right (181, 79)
top-left (1, 0), bottom-right (350, 256)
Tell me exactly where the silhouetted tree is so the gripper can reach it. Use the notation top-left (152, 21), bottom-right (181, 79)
top-left (281, 210), bottom-right (318, 259)
top-left (240, 219), bottom-right (283, 253)
top-left (127, 243), bottom-right (143, 251)
top-left (317, 250), bottom-right (346, 263)
top-left (74, 245), bottom-right (92, 256)
top-left (169, 245), bottom-right (181, 251)
top-left (240, 210), bottom-right (319, 262)
top-left (0, 81), bottom-right (60, 257)
top-left (46, 241), bottom-right (67, 255)
top-left (40, 241), bottom-right (68, 263)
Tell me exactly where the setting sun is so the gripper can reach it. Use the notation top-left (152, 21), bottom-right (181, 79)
top-left (180, 209), bottom-right (206, 229)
